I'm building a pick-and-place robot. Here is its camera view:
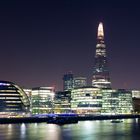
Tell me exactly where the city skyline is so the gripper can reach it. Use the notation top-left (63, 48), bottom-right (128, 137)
top-left (0, 1), bottom-right (140, 90)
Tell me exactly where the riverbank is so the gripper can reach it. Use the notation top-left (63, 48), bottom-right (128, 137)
top-left (78, 114), bottom-right (140, 121)
top-left (0, 114), bottom-right (139, 124)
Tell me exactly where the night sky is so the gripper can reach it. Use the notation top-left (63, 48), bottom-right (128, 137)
top-left (0, 0), bottom-right (140, 90)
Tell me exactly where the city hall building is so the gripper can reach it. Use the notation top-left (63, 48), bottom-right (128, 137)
top-left (0, 81), bottom-right (30, 117)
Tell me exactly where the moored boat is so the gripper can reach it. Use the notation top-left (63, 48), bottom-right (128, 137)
top-left (111, 119), bottom-right (123, 123)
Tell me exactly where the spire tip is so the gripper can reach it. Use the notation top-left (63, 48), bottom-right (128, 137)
top-left (98, 22), bottom-right (104, 39)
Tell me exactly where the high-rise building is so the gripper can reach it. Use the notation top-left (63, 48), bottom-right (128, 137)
top-left (63, 72), bottom-right (74, 91)
top-left (73, 77), bottom-right (87, 88)
top-left (92, 22), bottom-right (111, 88)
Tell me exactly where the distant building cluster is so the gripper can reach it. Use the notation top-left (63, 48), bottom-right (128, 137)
top-left (63, 72), bottom-right (87, 91)
top-left (23, 87), bottom-right (138, 115)
top-left (0, 22), bottom-right (140, 117)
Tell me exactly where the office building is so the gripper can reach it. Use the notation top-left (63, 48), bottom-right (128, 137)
top-left (63, 72), bottom-right (74, 91)
top-left (71, 87), bottom-right (102, 114)
top-left (73, 77), bottom-right (87, 88)
top-left (101, 89), bottom-right (133, 114)
top-left (101, 89), bottom-right (116, 114)
top-left (31, 87), bottom-right (55, 114)
top-left (23, 88), bottom-right (32, 112)
top-left (54, 91), bottom-right (71, 113)
top-left (132, 90), bottom-right (140, 113)
top-left (132, 90), bottom-right (140, 98)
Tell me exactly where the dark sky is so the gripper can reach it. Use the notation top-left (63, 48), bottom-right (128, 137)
top-left (0, 0), bottom-right (140, 90)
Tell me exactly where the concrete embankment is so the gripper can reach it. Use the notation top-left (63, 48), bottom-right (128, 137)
top-left (0, 114), bottom-right (139, 124)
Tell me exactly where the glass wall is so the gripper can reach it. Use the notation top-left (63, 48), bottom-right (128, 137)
top-left (71, 87), bottom-right (102, 114)
top-left (54, 91), bottom-right (71, 113)
top-left (31, 87), bottom-right (54, 114)
top-left (101, 89), bottom-right (133, 114)
top-left (0, 81), bottom-right (30, 117)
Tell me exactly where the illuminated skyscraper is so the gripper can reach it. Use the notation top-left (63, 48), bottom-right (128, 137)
top-left (63, 72), bottom-right (74, 91)
top-left (92, 22), bottom-right (111, 88)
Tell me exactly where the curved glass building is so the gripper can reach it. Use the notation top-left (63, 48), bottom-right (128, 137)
top-left (0, 81), bottom-right (30, 116)
top-left (71, 87), bottom-right (102, 114)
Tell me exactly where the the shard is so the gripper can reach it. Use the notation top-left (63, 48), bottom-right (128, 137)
top-left (92, 22), bottom-right (111, 88)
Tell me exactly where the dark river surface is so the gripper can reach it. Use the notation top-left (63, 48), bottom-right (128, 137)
top-left (0, 119), bottom-right (140, 140)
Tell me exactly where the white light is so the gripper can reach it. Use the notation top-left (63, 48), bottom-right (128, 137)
top-left (98, 22), bottom-right (104, 37)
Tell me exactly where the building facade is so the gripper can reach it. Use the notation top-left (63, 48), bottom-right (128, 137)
top-left (101, 89), bottom-right (133, 114)
top-left (71, 87), bottom-right (102, 114)
top-left (132, 90), bottom-right (140, 113)
top-left (31, 87), bottom-right (55, 114)
top-left (23, 88), bottom-right (32, 112)
top-left (73, 77), bottom-right (87, 88)
top-left (54, 91), bottom-right (71, 113)
top-left (63, 72), bottom-right (74, 91)
top-left (132, 90), bottom-right (140, 98)
top-left (92, 22), bottom-right (111, 88)
top-left (70, 87), bottom-right (133, 115)
top-left (0, 81), bottom-right (30, 117)
top-left (101, 89), bottom-right (116, 114)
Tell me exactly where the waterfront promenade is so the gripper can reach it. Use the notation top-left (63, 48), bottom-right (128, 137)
top-left (0, 114), bottom-right (139, 124)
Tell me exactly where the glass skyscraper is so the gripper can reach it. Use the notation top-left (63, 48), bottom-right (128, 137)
top-left (92, 22), bottom-right (111, 88)
top-left (63, 72), bottom-right (74, 91)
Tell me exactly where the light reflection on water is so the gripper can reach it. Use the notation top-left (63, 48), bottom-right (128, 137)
top-left (0, 119), bottom-right (139, 140)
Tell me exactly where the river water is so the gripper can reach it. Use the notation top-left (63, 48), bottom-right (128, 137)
top-left (0, 119), bottom-right (139, 140)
